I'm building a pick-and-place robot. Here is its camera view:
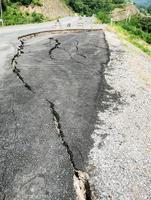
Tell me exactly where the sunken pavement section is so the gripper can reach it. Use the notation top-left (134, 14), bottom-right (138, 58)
top-left (0, 30), bottom-right (109, 200)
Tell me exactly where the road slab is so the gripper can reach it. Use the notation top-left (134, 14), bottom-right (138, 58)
top-left (0, 29), bottom-right (109, 199)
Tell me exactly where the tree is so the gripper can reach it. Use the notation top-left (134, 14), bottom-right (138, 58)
top-left (1, 0), bottom-right (8, 10)
top-left (148, 5), bottom-right (151, 15)
top-left (139, 16), bottom-right (151, 33)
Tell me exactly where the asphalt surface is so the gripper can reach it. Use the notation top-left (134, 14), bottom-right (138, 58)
top-left (1, 17), bottom-right (151, 200)
top-left (0, 22), bottom-right (109, 199)
top-left (0, 17), bottom-right (82, 78)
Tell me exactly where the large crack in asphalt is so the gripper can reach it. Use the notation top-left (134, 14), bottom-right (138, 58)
top-left (49, 37), bottom-right (61, 59)
top-left (46, 99), bottom-right (76, 168)
top-left (10, 37), bottom-right (93, 200)
top-left (46, 99), bottom-right (92, 200)
top-left (11, 40), bottom-right (35, 93)
top-left (49, 37), bottom-right (86, 65)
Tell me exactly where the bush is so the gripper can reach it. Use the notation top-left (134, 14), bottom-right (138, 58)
top-left (1, 0), bottom-right (8, 10)
top-left (31, 12), bottom-right (44, 22)
top-left (143, 33), bottom-right (151, 44)
top-left (148, 5), bottom-right (151, 15)
top-left (3, 4), bottom-right (44, 25)
top-left (66, 0), bottom-right (114, 16)
top-left (9, 0), bottom-right (42, 6)
top-left (112, 0), bottom-right (126, 4)
top-left (118, 16), bottom-right (151, 44)
top-left (97, 10), bottom-right (111, 23)
top-left (31, 0), bottom-right (42, 6)
top-left (10, 0), bottom-right (32, 5)
top-left (138, 17), bottom-right (151, 33)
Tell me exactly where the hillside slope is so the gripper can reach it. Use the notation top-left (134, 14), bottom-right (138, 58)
top-left (20, 0), bottom-right (73, 20)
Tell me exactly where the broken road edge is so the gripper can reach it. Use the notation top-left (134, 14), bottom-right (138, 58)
top-left (11, 28), bottom-right (109, 200)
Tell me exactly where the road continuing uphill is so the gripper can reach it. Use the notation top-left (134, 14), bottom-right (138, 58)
top-left (0, 27), bottom-right (109, 199)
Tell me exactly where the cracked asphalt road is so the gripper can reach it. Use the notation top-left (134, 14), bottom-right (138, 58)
top-left (1, 17), bottom-right (151, 200)
top-left (0, 29), bottom-right (109, 199)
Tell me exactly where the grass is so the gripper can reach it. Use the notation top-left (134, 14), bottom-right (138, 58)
top-left (118, 18), bottom-right (151, 44)
top-left (109, 24), bottom-right (151, 57)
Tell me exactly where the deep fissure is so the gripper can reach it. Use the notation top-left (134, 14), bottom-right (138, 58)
top-left (10, 35), bottom-right (93, 200)
top-left (11, 40), bottom-right (34, 93)
top-left (46, 99), bottom-right (76, 168)
top-left (49, 37), bottom-right (61, 59)
top-left (46, 99), bottom-right (92, 200)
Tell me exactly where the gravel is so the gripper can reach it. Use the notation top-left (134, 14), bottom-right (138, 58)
top-left (88, 30), bottom-right (151, 200)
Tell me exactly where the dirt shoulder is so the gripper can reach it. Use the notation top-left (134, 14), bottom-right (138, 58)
top-left (88, 29), bottom-right (151, 200)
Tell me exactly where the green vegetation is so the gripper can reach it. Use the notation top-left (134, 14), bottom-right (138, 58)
top-left (148, 5), bottom-right (151, 14)
top-left (6, 0), bottom-right (41, 6)
top-left (1, 0), bottom-right (44, 25)
top-left (1, 0), bottom-right (151, 58)
top-left (111, 24), bottom-right (151, 56)
top-left (66, 0), bottom-right (126, 17)
top-left (66, 0), bottom-right (151, 55)
top-left (118, 16), bottom-right (151, 44)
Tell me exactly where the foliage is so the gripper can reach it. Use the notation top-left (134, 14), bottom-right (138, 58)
top-left (2, 0), bottom-right (42, 6)
top-left (135, 3), bottom-right (151, 15)
top-left (110, 24), bottom-right (151, 56)
top-left (31, 0), bottom-right (42, 6)
top-left (10, 0), bottom-right (32, 5)
top-left (1, 0), bottom-right (44, 26)
top-left (66, 0), bottom-right (125, 16)
top-left (65, 0), bottom-right (126, 25)
top-left (3, 3), bottom-right (44, 25)
top-left (66, 0), bottom-right (151, 52)
top-left (148, 5), bottom-right (151, 14)
top-left (112, 0), bottom-right (126, 4)
top-left (139, 16), bottom-right (151, 32)
top-left (97, 10), bottom-right (111, 23)
top-left (1, 0), bottom-right (8, 10)
top-left (118, 16), bottom-right (151, 44)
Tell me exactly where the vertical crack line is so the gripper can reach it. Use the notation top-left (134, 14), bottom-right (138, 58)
top-left (75, 40), bottom-right (87, 59)
top-left (11, 39), bottom-right (35, 93)
top-left (49, 38), bottom-right (61, 59)
top-left (46, 99), bottom-right (92, 200)
top-left (46, 99), bottom-right (76, 169)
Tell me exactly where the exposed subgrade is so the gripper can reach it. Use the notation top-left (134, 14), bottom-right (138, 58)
top-left (11, 39), bottom-right (35, 93)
